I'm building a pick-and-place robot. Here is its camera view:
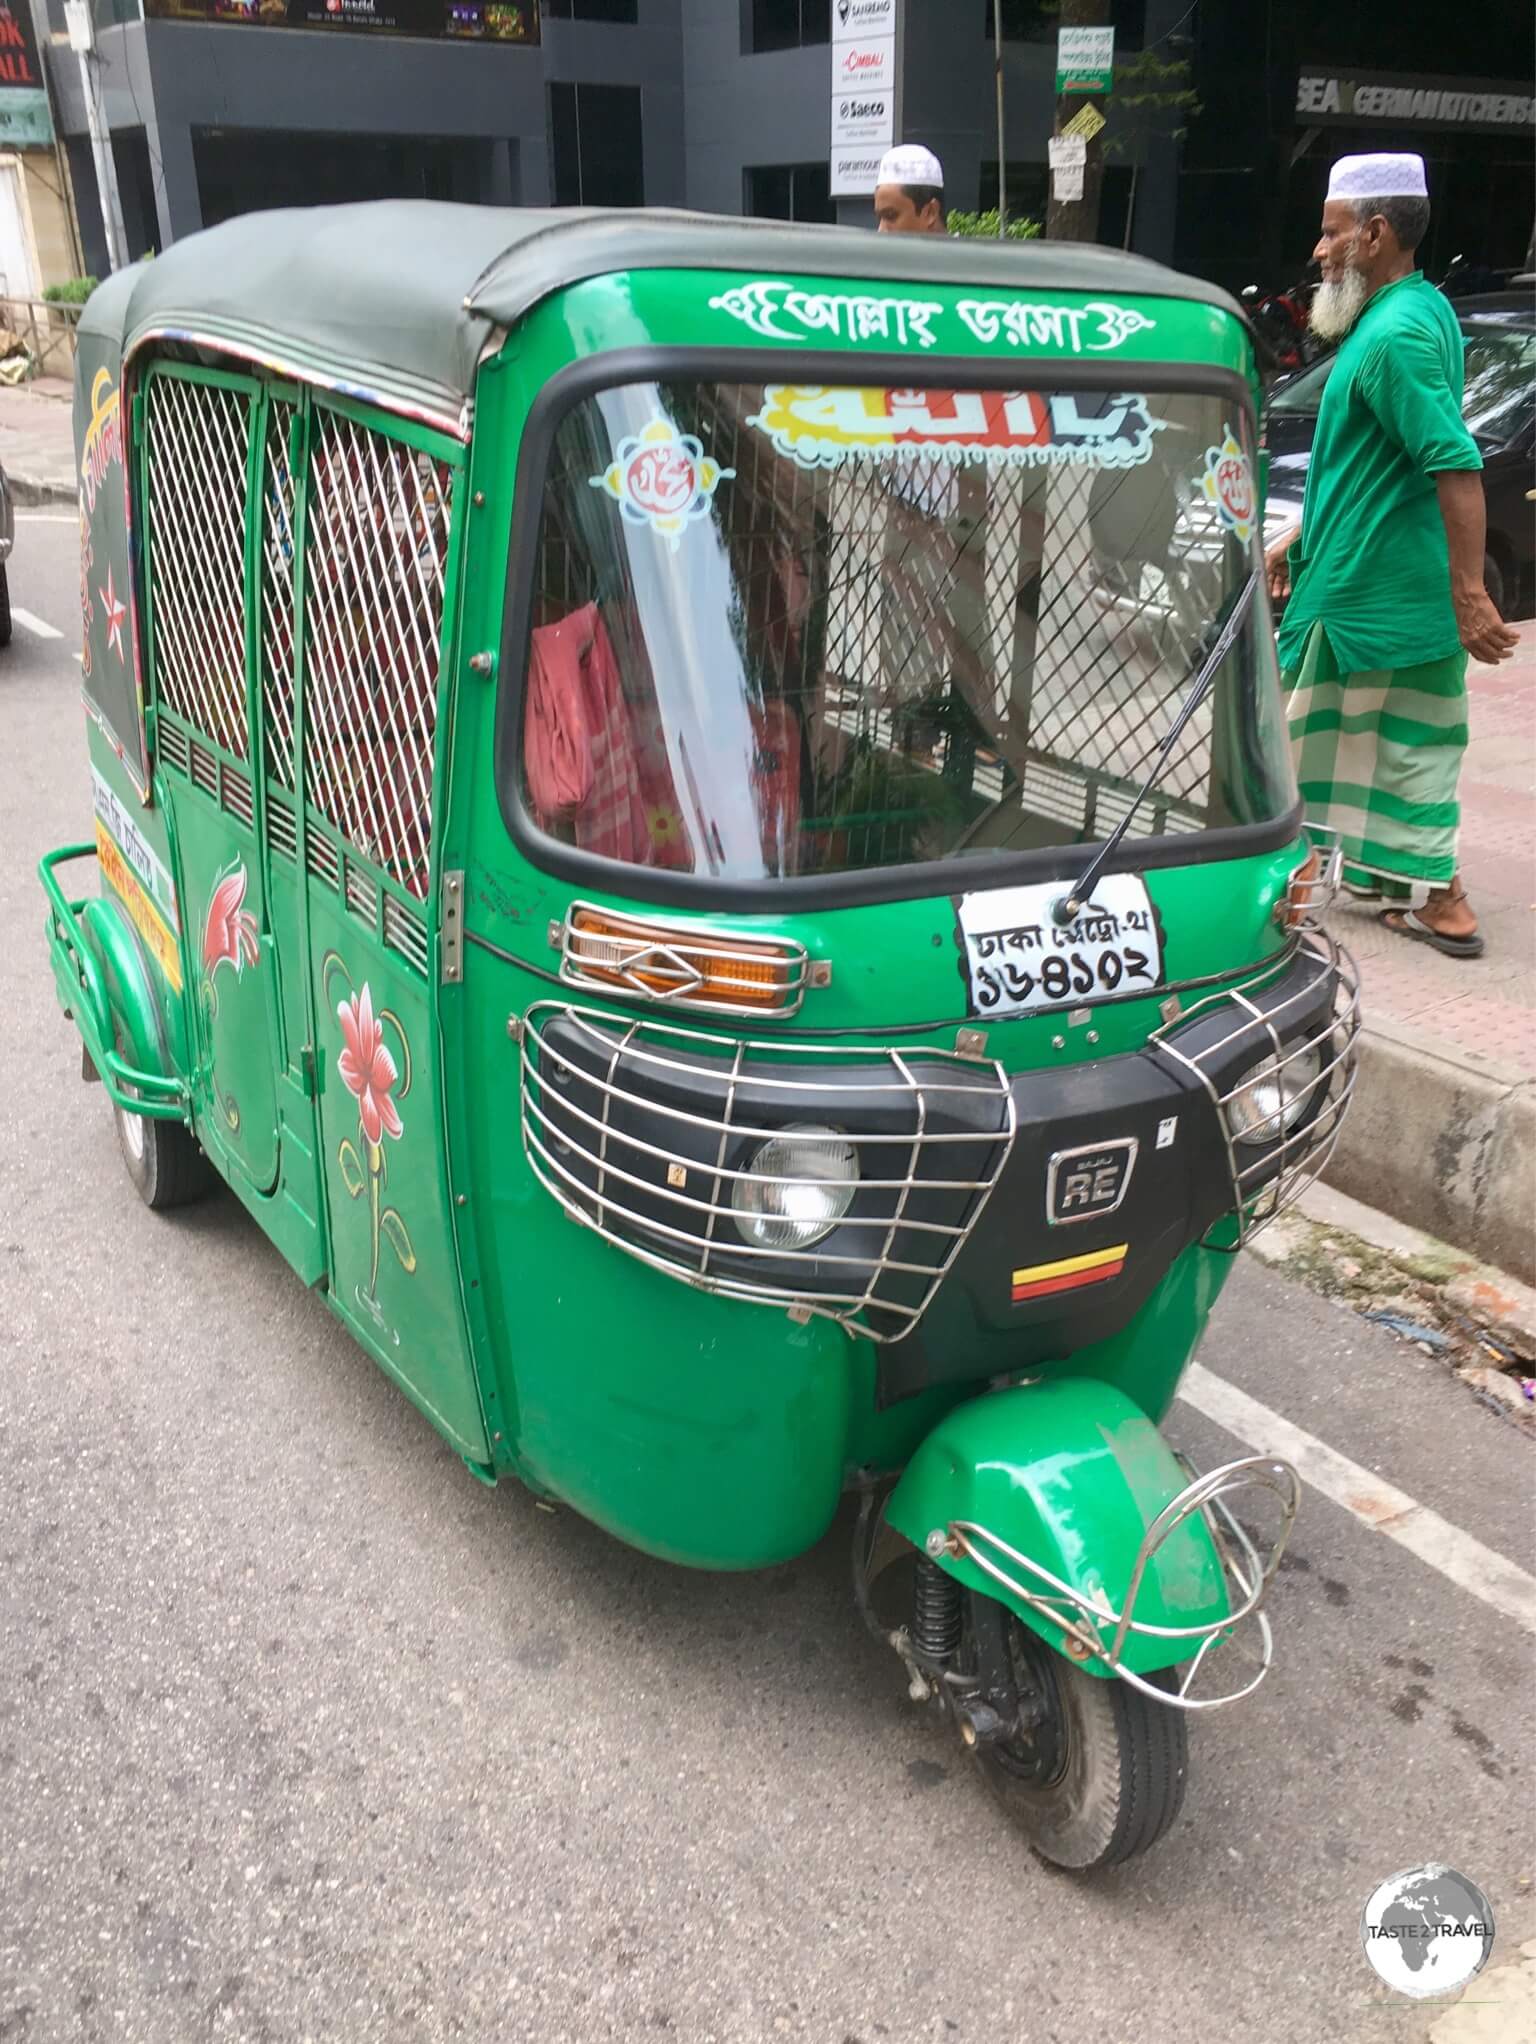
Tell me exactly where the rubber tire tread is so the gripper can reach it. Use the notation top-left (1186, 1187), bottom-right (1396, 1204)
top-left (974, 1648), bottom-right (1188, 1872)
top-left (115, 1103), bottom-right (213, 1211)
top-left (0, 561), bottom-right (11, 648)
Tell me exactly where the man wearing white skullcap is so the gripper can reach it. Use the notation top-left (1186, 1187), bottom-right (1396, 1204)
top-left (1266, 150), bottom-right (1517, 957)
top-left (873, 145), bottom-right (946, 234)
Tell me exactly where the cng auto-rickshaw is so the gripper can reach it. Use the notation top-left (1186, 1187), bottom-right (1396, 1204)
top-left (42, 204), bottom-right (1359, 1870)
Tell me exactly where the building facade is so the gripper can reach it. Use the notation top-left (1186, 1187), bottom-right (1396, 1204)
top-left (36, 0), bottom-right (1536, 289)
top-left (43, 0), bottom-right (1191, 276)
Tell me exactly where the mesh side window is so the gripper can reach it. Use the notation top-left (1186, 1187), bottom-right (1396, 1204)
top-left (144, 373), bottom-right (253, 759)
top-left (301, 410), bottom-right (454, 902)
top-left (260, 398), bottom-right (299, 788)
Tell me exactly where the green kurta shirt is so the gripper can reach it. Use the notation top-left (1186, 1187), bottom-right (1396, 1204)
top-left (1277, 272), bottom-right (1482, 675)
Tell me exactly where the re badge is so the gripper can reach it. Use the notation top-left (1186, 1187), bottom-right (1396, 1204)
top-left (1046, 1137), bottom-right (1137, 1225)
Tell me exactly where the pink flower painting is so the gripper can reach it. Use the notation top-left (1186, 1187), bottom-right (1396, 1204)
top-left (202, 864), bottom-right (259, 978)
top-left (337, 983), bottom-right (404, 1147)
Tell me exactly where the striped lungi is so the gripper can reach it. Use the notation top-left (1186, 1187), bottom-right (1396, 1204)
top-left (1282, 620), bottom-right (1467, 889)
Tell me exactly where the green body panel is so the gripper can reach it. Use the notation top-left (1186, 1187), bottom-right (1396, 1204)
top-left (885, 1378), bottom-right (1231, 1677)
top-left (46, 238), bottom-right (1292, 1583)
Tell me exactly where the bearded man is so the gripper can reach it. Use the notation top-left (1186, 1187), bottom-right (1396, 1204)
top-left (1265, 152), bottom-right (1517, 958)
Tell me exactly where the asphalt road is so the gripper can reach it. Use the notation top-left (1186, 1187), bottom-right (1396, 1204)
top-left (1, 511), bottom-right (1531, 2044)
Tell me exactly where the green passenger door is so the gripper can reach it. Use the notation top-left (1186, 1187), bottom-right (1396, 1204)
top-left (141, 365), bottom-right (285, 1196)
top-left (293, 397), bottom-right (491, 1466)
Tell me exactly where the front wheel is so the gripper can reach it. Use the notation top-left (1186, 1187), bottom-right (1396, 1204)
top-left (967, 1599), bottom-right (1188, 1871)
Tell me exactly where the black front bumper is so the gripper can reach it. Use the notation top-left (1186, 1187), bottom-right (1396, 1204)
top-left (521, 942), bottom-right (1344, 1400)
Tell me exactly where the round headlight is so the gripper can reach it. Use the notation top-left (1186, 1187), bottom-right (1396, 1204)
top-left (732, 1124), bottom-right (858, 1251)
top-left (1229, 1043), bottom-right (1324, 1147)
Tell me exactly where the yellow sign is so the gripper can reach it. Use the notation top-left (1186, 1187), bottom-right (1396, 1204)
top-left (1060, 101), bottom-right (1106, 144)
top-left (97, 818), bottom-right (184, 994)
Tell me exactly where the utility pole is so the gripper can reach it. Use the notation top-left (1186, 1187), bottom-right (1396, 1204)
top-left (1045, 0), bottom-right (1109, 243)
top-left (63, 0), bottom-right (127, 273)
top-left (992, 2), bottom-right (1006, 235)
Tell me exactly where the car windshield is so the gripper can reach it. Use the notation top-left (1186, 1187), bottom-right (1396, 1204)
top-left (514, 377), bottom-right (1295, 884)
top-left (1266, 355), bottom-right (1336, 416)
top-left (1460, 324), bottom-right (1536, 444)
top-left (1267, 324), bottom-right (1536, 446)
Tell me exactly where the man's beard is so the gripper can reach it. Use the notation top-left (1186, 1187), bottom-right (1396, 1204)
top-left (1309, 261), bottom-right (1369, 341)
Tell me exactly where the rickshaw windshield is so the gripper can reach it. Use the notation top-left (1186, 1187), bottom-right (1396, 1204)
top-left (515, 375), bottom-right (1296, 884)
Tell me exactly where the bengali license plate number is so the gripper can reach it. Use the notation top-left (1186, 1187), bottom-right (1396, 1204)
top-left (958, 874), bottom-right (1164, 1018)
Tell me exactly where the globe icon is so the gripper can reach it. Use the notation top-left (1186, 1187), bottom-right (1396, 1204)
top-left (1360, 1865), bottom-right (1496, 1999)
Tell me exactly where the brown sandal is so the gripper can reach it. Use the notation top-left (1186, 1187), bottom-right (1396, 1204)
top-left (1381, 882), bottom-right (1484, 960)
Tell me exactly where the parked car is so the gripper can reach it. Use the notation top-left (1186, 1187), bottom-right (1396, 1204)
top-left (1263, 295), bottom-right (1536, 619)
top-left (0, 454), bottom-right (12, 646)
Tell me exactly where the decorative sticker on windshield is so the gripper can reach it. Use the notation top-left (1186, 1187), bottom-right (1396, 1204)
top-left (957, 874), bottom-right (1164, 1018)
top-left (590, 417), bottom-right (734, 550)
top-left (748, 385), bottom-right (1159, 471)
top-left (1197, 426), bottom-right (1256, 545)
top-left (707, 283), bottom-right (1156, 355)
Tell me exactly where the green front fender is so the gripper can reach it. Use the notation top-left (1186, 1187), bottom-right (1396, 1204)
top-left (886, 1377), bottom-right (1231, 1679)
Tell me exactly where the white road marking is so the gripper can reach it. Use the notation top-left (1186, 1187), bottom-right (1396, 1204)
top-left (12, 606), bottom-right (64, 640)
top-left (13, 512), bottom-right (77, 524)
top-left (1180, 1361), bottom-right (1536, 1635)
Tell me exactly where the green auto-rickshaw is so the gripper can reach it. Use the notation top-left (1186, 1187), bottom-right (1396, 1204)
top-left (42, 203), bottom-right (1359, 1870)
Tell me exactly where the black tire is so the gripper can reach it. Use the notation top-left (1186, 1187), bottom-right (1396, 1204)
top-left (1483, 549), bottom-right (1507, 621)
top-left (0, 561), bottom-right (12, 648)
top-left (114, 1092), bottom-right (212, 1210)
top-left (969, 1603), bottom-right (1188, 1872)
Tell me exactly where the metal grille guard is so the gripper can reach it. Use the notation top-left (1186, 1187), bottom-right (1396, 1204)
top-left (518, 1001), bottom-right (1016, 1342)
top-left (1150, 914), bottom-right (1361, 1250)
top-left (940, 1452), bottom-right (1301, 1711)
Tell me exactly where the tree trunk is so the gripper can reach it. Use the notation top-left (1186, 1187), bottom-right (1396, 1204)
top-left (1045, 0), bottom-right (1109, 244)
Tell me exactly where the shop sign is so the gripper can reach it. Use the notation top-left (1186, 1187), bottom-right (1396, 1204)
top-left (1295, 68), bottom-right (1533, 134)
top-left (0, 0), bottom-right (53, 149)
top-left (832, 34), bottom-right (894, 96)
top-left (142, 0), bottom-right (539, 42)
top-left (1056, 25), bottom-right (1113, 96)
top-left (829, 146), bottom-right (887, 198)
top-left (832, 0), bottom-right (894, 41)
top-left (831, 90), bottom-right (893, 150)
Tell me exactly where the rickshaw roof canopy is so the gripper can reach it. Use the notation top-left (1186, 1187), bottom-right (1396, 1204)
top-left (81, 201), bottom-right (1245, 436)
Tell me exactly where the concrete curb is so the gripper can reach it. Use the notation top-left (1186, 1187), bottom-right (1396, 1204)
top-left (7, 473), bottom-right (77, 507)
top-left (1325, 1017), bottom-right (1535, 1285)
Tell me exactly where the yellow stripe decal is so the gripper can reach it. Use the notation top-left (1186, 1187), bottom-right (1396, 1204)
top-left (96, 818), bottom-right (184, 995)
top-left (1012, 1243), bottom-right (1129, 1287)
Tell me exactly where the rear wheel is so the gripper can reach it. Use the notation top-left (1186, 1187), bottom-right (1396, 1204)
top-left (0, 561), bottom-right (12, 648)
top-left (967, 1599), bottom-right (1188, 1871)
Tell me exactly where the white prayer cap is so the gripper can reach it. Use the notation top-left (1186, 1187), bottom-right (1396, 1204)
top-left (1326, 152), bottom-right (1429, 202)
top-left (877, 144), bottom-right (945, 189)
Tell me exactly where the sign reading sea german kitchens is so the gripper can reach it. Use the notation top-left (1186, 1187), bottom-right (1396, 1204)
top-left (1296, 68), bottom-right (1533, 134)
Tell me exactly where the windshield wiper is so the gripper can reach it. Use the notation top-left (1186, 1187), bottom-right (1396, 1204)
top-left (1052, 569), bottom-right (1260, 927)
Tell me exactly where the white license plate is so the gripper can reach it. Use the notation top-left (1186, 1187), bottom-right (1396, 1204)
top-left (958, 873), bottom-right (1164, 1019)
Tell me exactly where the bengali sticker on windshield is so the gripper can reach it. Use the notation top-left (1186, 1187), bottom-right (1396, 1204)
top-left (957, 875), bottom-right (1164, 1017)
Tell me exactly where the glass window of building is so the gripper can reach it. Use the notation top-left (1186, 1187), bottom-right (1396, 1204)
top-left (545, 0), bottom-right (640, 20)
top-left (744, 162), bottom-right (835, 223)
top-left (548, 83), bottom-right (645, 206)
top-left (748, 0), bottom-right (831, 54)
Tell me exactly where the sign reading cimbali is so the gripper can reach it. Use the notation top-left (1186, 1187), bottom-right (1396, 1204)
top-left (144, 0), bottom-right (538, 41)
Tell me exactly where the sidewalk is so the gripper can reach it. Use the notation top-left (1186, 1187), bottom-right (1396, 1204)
top-left (0, 374), bottom-right (76, 503)
top-left (2, 378), bottom-right (1529, 1270)
top-left (1320, 622), bottom-right (1536, 1279)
